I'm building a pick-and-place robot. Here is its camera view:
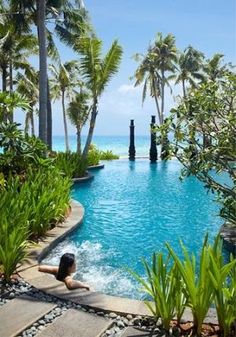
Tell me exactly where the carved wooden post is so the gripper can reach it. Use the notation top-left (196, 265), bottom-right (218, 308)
top-left (129, 119), bottom-right (136, 161)
top-left (149, 115), bottom-right (157, 163)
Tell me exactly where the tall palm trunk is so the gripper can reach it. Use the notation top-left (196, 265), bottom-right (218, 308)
top-left (82, 100), bottom-right (97, 159)
top-left (182, 78), bottom-right (187, 99)
top-left (24, 112), bottom-right (30, 135)
top-left (2, 67), bottom-right (7, 92)
top-left (152, 77), bottom-right (162, 125)
top-left (9, 60), bottom-right (13, 122)
top-left (31, 109), bottom-right (35, 136)
top-left (161, 67), bottom-right (165, 124)
top-left (2, 66), bottom-right (8, 122)
top-left (76, 126), bottom-right (81, 155)
top-left (47, 78), bottom-right (52, 150)
top-left (62, 90), bottom-right (69, 152)
top-left (37, 0), bottom-right (48, 144)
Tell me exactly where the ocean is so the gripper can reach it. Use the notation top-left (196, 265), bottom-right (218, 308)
top-left (52, 135), bottom-right (152, 157)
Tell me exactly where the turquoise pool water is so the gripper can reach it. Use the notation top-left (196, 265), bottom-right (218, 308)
top-left (44, 160), bottom-right (223, 299)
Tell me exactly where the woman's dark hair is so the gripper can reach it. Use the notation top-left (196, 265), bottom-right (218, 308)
top-left (56, 253), bottom-right (75, 281)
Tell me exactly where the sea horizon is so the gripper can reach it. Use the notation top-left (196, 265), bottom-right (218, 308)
top-left (52, 134), bottom-right (153, 156)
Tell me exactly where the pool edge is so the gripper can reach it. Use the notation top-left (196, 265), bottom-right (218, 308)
top-left (18, 199), bottom-right (218, 323)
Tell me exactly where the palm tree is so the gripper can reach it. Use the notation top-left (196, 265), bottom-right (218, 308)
top-left (36, 0), bottom-right (47, 144)
top-left (50, 61), bottom-right (79, 151)
top-left (16, 67), bottom-right (39, 135)
top-left (203, 53), bottom-right (228, 82)
top-left (75, 36), bottom-right (123, 159)
top-left (151, 33), bottom-right (177, 125)
top-left (175, 46), bottom-right (205, 98)
top-left (134, 33), bottom-right (177, 159)
top-left (67, 90), bottom-right (90, 154)
top-left (133, 51), bottom-right (162, 125)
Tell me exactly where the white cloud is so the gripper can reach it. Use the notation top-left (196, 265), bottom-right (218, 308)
top-left (118, 84), bottom-right (140, 94)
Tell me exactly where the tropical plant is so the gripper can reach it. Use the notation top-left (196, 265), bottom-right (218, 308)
top-left (0, 12), bottom-right (37, 99)
top-left (0, 92), bottom-right (29, 123)
top-left (134, 33), bottom-right (177, 159)
top-left (166, 237), bottom-right (214, 336)
top-left (21, 167), bottom-right (71, 236)
top-left (130, 253), bottom-right (186, 331)
top-left (75, 36), bottom-right (123, 159)
top-left (0, 122), bottom-right (49, 176)
top-left (175, 46), bottom-right (205, 98)
top-left (87, 144), bottom-right (100, 166)
top-left (158, 71), bottom-right (236, 227)
top-left (203, 53), bottom-right (229, 82)
top-left (50, 61), bottom-right (80, 151)
top-left (67, 89), bottom-right (90, 154)
top-left (54, 151), bottom-right (87, 178)
top-left (100, 150), bottom-right (119, 160)
top-left (16, 67), bottom-right (39, 136)
top-left (208, 237), bottom-right (236, 336)
top-left (0, 176), bottom-right (30, 281)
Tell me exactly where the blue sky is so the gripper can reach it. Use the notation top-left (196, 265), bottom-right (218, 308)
top-left (16, 0), bottom-right (236, 135)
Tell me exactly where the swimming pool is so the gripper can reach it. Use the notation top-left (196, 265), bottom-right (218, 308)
top-left (43, 160), bottom-right (223, 299)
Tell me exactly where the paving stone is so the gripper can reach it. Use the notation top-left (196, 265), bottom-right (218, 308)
top-left (120, 327), bottom-right (153, 337)
top-left (37, 309), bottom-right (112, 337)
top-left (0, 295), bottom-right (56, 337)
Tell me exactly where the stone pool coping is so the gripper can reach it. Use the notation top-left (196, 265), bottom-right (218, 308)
top-left (18, 200), bottom-right (218, 323)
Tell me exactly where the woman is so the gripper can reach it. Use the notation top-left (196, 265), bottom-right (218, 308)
top-left (38, 253), bottom-right (90, 291)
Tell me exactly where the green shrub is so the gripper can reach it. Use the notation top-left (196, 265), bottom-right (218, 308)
top-left (0, 181), bottom-right (30, 281)
top-left (54, 152), bottom-right (87, 178)
top-left (20, 168), bottom-right (72, 237)
top-left (130, 253), bottom-right (186, 331)
top-left (87, 144), bottom-right (100, 166)
top-left (100, 150), bottom-right (119, 160)
top-left (166, 237), bottom-right (214, 336)
top-left (131, 236), bottom-right (236, 336)
top-left (208, 237), bottom-right (236, 336)
top-left (1, 168), bottom-right (71, 239)
top-left (0, 122), bottom-right (51, 176)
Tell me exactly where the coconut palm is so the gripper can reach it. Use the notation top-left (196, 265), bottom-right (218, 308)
top-left (133, 51), bottom-right (162, 125)
top-left (67, 90), bottom-right (90, 154)
top-left (16, 67), bottom-right (39, 136)
top-left (50, 61), bottom-right (79, 151)
top-left (175, 46), bottom-right (205, 98)
top-left (203, 53), bottom-right (228, 82)
top-left (75, 36), bottom-right (122, 159)
top-left (151, 33), bottom-right (177, 124)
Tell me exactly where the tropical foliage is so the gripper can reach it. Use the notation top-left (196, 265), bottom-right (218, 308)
top-left (132, 236), bottom-right (236, 336)
top-left (73, 36), bottom-right (122, 158)
top-left (158, 71), bottom-right (236, 227)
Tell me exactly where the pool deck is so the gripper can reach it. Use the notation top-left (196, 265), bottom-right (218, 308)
top-left (18, 199), bottom-right (218, 323)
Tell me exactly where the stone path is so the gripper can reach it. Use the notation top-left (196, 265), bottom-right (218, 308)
top-left (37, 309), bottom-right (112, 337)
top-left (0, 295), bottom-right (56, 337)
top-left (120, 327), bottom-right (153, 337)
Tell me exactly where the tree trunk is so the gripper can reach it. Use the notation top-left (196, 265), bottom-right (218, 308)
top-left (82, 100), bottom-right (97, 159)
top-left (2, 66), bottom-right (8, 122)
top-left (62, 90), bottom-right (69, 152)
top-left (182, 78), bottom-right (186, 99)
top-left (37, 0), bottom-right (48, 144)
top-left (161, 67), bottom-right (165, 124)
top-left (76, 126), bottom-right (81, 155)
top-left (47, 78), bottom-right (52, 150)
top-left (9, 60), bottom-right (14, 122)
top-left (24, 112), bottom-right (30, 135)
top-left (2, 67), bottom-right (7, 92)
top-left (31, 109), bottom-right (35, 136)
top-left (152, 77), bottom-right (162, 126)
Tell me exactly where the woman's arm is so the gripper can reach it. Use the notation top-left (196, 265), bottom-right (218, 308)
top-left (38, 265), bottom-right (58, 276)
top-left (64, 277), bottom-right (90, 291)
